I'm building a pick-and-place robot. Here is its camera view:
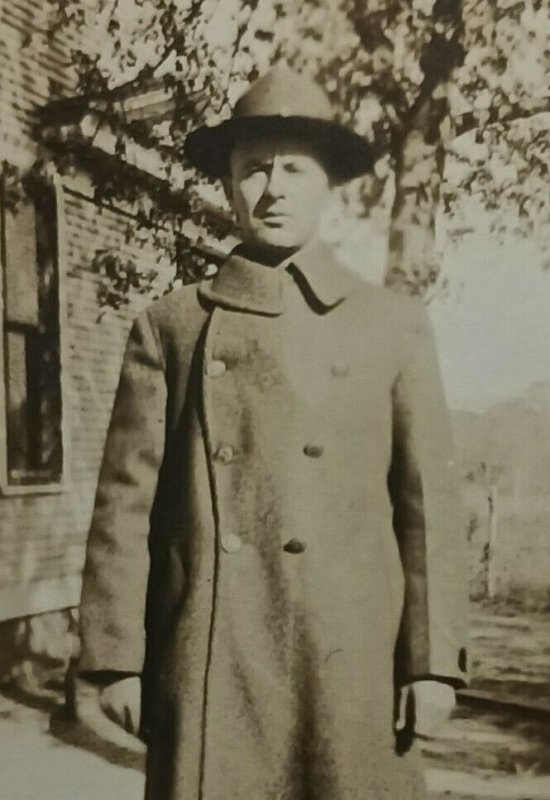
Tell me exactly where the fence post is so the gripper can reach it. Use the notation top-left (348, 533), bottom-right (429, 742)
top-left (487, 478), bottom-right (499, 599)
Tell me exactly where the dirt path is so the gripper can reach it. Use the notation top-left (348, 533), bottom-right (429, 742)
top-left (426, 605), bottom-right (550, 799)
top-left (425, 706), bottom-right (550, 799)
top-left (2, 690), bottom-right (550, 800)
top-left (1, 605), bottom-right (549, 799)
top-left (467, 606), bottom-right (550, 706)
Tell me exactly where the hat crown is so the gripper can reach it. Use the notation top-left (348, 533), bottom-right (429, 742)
top-left (183, 64), bottom-right (375, 182)
top-left (233, 65), bottom-right (334, 122)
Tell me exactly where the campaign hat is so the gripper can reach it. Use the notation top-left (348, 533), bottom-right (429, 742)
top-left (184, 65), bottom-right (376, 183)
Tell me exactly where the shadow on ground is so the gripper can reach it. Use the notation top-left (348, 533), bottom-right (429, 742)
top-left (0, 681), bottom-right (145, 773)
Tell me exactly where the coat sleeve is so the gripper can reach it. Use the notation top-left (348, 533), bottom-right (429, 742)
top-left (77, 309), bottom-right (167, 675)
top-left (389, 301), bottom-right (469, 688)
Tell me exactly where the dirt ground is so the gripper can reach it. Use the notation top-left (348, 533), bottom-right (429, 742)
top-left (2, 689), bottom-right (550, 800)
top-left (1, 605), bottom-right (550, 800)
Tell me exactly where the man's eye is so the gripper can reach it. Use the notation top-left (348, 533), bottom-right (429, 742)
top-left (284, 163), bottom-right (303, 174)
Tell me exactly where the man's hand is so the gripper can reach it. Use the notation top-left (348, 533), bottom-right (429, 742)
top-left (100, 676), bottom-right (142, 735)
top-left (68, 667), bottom-right (145, 754)
top-left (395, 680), bottom-right (456, 739)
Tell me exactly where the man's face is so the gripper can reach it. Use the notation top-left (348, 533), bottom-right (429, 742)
top-left (226, 136), bottom-right (334, 254)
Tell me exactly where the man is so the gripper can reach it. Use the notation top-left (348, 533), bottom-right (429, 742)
top-left (72, 65), bottom-right (469, 800)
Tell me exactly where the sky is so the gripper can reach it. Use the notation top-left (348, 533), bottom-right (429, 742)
top-left (430, 233), bottom-right (550, 411)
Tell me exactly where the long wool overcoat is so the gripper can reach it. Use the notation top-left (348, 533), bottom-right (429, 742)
top-left (78, 243), bottom-right (469, 800)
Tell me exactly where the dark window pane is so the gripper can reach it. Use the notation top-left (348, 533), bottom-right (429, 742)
top-left (1, 178), bottom-right (63, 487)
top-left (5, 329), bottom-right (29, 474)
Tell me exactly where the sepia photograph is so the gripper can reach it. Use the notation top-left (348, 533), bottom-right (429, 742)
top-left (0, 0), bottom-right (549, 798)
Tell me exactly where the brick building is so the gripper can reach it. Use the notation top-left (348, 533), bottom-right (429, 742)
top-left (0, 0), bottom-right (226, 678)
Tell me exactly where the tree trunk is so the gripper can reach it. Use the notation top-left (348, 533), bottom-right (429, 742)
top-left (385, 83), bottom-right (453, 296)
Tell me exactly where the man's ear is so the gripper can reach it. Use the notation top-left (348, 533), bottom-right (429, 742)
top-left (222, 176), bottom-right (233, 204)
top-left (319, 186), bottom-right (344, 237)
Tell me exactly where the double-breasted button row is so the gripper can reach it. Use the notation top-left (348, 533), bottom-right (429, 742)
top-left (215, 445), bottom-right (235, 465)
top-left (205, 359), bottom-right (227, 378)
top-left (221, 533), bottom-right (242, 553)
top-left (216, 443), bottom-right (322, 462)
top-left (283, 538), bottom-right (306, 554)
top-left (221, 535), bottom-right (306, 555)
top-left (207, 359), bottom-right (349, 380)
top-left (303, 443), bottom-right (324, 458)
top-left (331, 364), bottom-right (350, 377)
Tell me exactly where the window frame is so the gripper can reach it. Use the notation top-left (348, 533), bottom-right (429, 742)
top-left (0, 171), bottom-right (70, 496)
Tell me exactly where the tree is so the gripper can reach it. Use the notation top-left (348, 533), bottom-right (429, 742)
top-left (15, 0), bottom-right (550, 305)
top-left (444, 1), bottom-right (550, 268)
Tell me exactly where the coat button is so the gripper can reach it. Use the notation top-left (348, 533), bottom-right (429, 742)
top-left (303, 443), bottom-right (324, 458)
top-left (215, 445), bottom-right (234, 464)
top-left (205, 359), bottom-right (226, 377)
top-left (221, 534), bottom-right (242, 553)
top-left (283, 538), bottom-right (306, 554)
top-left (331, 364), bottom-right (350, 377)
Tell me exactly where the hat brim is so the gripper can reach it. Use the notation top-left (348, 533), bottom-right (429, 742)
top-left (184, 116), bottom-right (377, 183)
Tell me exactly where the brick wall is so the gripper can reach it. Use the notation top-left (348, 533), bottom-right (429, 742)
top-left (0, 0), bottom-right (84, 166)
top-left (0, 0), bottom-right (174, 624)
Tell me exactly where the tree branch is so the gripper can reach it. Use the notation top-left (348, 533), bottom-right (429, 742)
top-left (81, 0), bottom-right (206, 102)
top-left (453, 95), bottom-right (550, 139)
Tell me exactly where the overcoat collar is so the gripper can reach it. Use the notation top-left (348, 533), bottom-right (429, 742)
top-left (198, 242), bottom-right (358, 315)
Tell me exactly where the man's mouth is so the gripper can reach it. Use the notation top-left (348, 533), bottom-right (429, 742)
top-left (261, 211), bottom-right (289, 224)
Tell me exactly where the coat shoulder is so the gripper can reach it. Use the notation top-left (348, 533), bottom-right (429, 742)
top-left (143, 283), bottom-right (207, 329)
top-left (355, 280), bottom-right (426, 330)
top-left (137, 283), bottom-right (211, 360)
top-left (347, 281), bottom-right (429, 369)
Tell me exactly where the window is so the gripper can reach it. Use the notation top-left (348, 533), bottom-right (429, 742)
top-left (0, 175), bottom-right (63, 490)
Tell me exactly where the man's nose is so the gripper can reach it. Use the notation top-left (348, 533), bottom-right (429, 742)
top-left (263, 160), bottom-right (286, 199)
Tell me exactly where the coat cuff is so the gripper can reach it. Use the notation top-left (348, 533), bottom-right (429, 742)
top-left (77, 669), bottom-right (141, 684)
top-left (403, 641), bottom-right (469, 689)
top-left (77, 636), bottom-right (145, 675)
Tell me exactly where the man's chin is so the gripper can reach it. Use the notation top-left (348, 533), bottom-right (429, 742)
top-left (253, 231), bottom-right (304, 251)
